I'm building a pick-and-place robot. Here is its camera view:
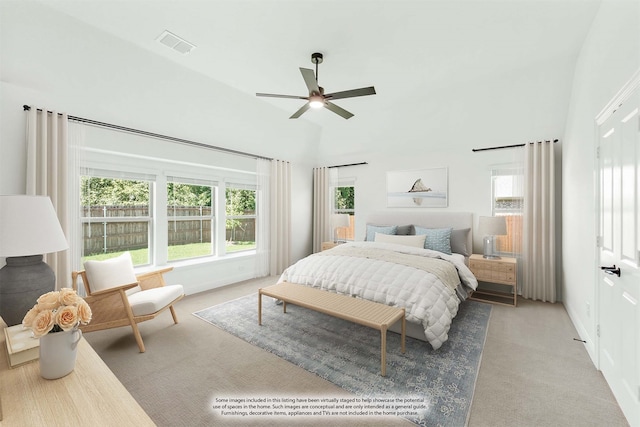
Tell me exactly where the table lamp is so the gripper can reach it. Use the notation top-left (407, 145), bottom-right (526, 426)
top-left (0, 195), bottom-right (69, 326)
top-left (332, 213), bottom-right (350, 243)
top-left (478, 216), bottom-right (507, 259)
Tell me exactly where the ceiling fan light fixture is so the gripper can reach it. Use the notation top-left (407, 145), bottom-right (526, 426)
top-left (308, 95), bottom-right (324, 109)
top-left (256, 52), bottom-right (376, 119)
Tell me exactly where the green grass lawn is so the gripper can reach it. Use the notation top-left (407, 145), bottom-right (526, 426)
top-left (82, 241), bottom-right (256, 265)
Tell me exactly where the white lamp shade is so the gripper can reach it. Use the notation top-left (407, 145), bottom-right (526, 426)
top-left (478, 216), bottom-right (507, 236)
top-left (0, 195), bottom-right (69, 257)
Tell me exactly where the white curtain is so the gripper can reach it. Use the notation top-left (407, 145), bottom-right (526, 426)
top-left (25, 107), bottom-right (74, 288)
top-left (522, 141), bottom-right (556, 302)
top-left (312, 167), bottom-right (334, 253)
top-left (269, 160), bottom-right (291, 275)
top-left (255, 158), bottom-right (271, 277)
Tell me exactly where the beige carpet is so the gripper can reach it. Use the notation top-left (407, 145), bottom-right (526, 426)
top-left (84, 276), bottom-right (629, 427)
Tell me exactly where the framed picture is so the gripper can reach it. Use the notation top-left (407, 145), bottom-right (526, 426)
top-left (386, 167), bottom-right (448, 208)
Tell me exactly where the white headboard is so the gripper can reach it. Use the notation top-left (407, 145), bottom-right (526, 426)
top-left (365, 211), bottom-right (473, 256)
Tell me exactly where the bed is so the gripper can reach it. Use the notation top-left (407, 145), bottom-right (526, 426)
top-left (278, 211), bottom-right (478, 350)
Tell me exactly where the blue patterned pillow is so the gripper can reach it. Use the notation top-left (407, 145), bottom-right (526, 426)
top-left (414, 226), bottom-right (453, 254)
top-left (366, 224), bottom-right (398, 241)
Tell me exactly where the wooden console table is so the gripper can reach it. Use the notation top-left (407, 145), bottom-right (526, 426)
top-left (0, 321), bottom-right (155, 426)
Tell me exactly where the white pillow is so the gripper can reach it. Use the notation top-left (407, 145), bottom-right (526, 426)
top-left (84, 252), bottom-right (138, 293)
top-left (374, 233), bottom-right (427, 248)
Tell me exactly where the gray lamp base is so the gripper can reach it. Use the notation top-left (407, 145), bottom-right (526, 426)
top-left (0, 255), bottom-right (56, 326)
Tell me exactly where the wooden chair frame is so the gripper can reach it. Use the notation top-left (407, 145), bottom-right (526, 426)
top-left (71, 267), bottom-right (184, 352)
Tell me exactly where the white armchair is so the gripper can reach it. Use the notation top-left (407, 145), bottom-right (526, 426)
top-left (71, 252), bottom-right (184, 352)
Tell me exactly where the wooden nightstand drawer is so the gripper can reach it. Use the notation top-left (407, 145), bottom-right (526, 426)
top-left (492, 270), bottom-right (514, 283)
top-left (491, 263), bottom-right (514, 273)
top-left (470, 257), bottom-right (516, 286)
top-left (468, 254), bottom-right (518, 306)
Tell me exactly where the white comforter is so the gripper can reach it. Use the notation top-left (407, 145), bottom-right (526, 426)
top-left (277, 241), bottom-right (478, 350)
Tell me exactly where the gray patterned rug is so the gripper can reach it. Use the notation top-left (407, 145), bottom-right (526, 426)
top-left (194, 293), bottom-right (491, 427)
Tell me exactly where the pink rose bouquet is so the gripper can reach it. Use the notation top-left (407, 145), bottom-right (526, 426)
top-left (22, 288), bottom-right (92, 338)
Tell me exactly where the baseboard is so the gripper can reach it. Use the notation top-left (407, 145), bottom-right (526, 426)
top-left (563, 301), bottom-right (598, 368)
top-left (184, 272), bottom-right (256, 295)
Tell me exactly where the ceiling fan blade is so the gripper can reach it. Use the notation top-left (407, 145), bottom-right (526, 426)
top-left (289, 103), bottom-right (311, 119)
top-left (325, 101), bottom-right (354, 120)
top-left (256, 93), bottom-right (308, 100)
top-left (299, 68), bottom-right (320, 93)
top-left (325, 86), bottom-right (376, 101)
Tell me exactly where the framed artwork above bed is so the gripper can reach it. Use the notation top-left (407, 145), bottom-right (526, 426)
top-left (387, 167), bottom-right (448, 207)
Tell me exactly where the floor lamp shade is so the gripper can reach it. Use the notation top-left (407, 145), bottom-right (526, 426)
top-left (0, 195), bottom-right (69, 326)
top-left (478, 216), bottom-right (507, 259)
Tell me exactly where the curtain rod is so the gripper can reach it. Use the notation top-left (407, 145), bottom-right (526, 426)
top-left (327, 162), bottom-right (368, 168)
top-left (472, 139), bottom-right (559, 152)
top-left (23, 105), bottom-right (273, 161)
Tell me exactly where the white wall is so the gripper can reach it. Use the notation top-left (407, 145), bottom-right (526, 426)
top-left (316, 54), bottom-right (572, 277)
top-left (562, 0), bottom-right (640, 361)
top-left (0, 2), bottom-right (319, 292)
top-left (3, 0), bottom-right (629, 304)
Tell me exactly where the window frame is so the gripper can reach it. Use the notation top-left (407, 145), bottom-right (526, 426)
top-left (79, 148), bottom-right (259, 268)
top-left (332, 182), bottom-right (355, 242)
top-left (491, 166), bottom-right (524, 256)
top-left (224, 184), bottom-right (257, 253)
top-left (80, 172), bottom-right (154, 266)
top-left (166, 178), bottom-right (216, 262)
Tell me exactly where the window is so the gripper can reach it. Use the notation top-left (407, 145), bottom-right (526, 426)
top-left (491, 168), bottom-right (523, 255)
top-left (225, 186), bottom-right (256, 252)
top-left (167, 180), bottom-right (214, 261)
top-left (77, 125), bottom-right (260, 269)
top-left (80, 175), bottom-right (152, 266)
top-left (333, 185), bottom-right (355, 241)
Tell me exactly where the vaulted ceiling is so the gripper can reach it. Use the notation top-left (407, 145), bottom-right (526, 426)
top-left (40, 0), bottom-right (601, 126)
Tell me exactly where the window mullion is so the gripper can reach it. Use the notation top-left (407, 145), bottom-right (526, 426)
top-left (217, 183), bottom-right (226, 256)
top-left (155, 175), bottom-right (168, 265)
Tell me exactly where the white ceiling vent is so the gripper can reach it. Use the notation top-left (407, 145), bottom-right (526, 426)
top-left (156, 30), bottom-right (196, 55)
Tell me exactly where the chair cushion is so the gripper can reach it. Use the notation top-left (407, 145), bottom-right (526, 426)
top-left (127, 285), bottom-right (184, 317)
top-left (84, 252), bottom-right (138, 293)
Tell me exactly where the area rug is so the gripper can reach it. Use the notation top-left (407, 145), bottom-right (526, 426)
top-left (194, 294), bottom-right (491, 427)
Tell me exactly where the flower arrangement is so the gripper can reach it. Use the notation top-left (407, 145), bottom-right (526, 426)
top-left (22, 288), bottom-right (92, 338)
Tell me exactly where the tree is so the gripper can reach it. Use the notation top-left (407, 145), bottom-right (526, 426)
top-left (334, 186), bottom-right (354, 210)
top-left (81, 177), bottom-right (149, 206)
top-left (225, 188), bottom-right (255, 242)
top-left (167, 183), bottom-right (211, 207)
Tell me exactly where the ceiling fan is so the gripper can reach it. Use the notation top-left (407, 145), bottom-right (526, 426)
top-left (256, 52), bottom-right (376, 120)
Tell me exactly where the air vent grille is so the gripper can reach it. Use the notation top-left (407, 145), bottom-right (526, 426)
top-left (156, 30), bottom-right (196, 55)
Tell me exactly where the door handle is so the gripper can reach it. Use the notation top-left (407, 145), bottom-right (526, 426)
top-left (600, 265), bottom-right (621, 277)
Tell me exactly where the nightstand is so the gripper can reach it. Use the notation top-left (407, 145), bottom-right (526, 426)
top-left (468, 254), bottom-right (517, 306)
top-left (321, 241), bottom-right (341, 251)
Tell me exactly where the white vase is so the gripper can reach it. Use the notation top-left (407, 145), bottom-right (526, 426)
top-left (39, 328), bottom-right (82, 380)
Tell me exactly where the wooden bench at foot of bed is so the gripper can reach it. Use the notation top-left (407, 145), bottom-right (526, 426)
top-left (258, 281), bottom-right (406, 377)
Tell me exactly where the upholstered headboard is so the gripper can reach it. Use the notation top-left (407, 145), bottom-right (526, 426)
top-left (365, 211), bottom-right (473, 257)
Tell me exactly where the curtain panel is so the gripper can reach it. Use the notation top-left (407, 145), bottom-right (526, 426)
top-left (256, 158), bottom-right (291, 277)
top-left (522, 141), bottom-right (556, 302)
top-left (255, 158), bottom-right (271, 277)
top-left (312, 167), bottom-right (333, 253)
top-left (269, 159), bottom-right (291, 275)
top-left (25, 107), bottom-right (73, 288)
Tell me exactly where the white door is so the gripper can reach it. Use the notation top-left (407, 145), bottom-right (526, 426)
top-left (598, 83), bottom-right (640, 427)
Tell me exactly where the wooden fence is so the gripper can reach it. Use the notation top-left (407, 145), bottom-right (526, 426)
top-left (495, 214), bottom-right (522, 254)
top-left (82, 205), bottom-right (254, 255)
